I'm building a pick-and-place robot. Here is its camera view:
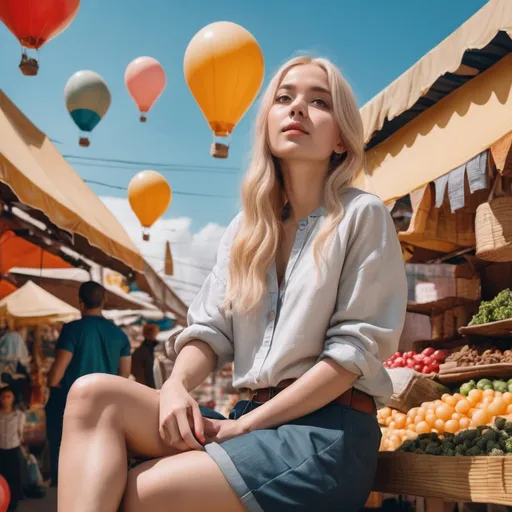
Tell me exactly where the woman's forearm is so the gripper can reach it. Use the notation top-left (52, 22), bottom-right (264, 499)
top-left (239, 358), bottom-right (358, 432)
top-left (165, 340), bottom-right (217, 392)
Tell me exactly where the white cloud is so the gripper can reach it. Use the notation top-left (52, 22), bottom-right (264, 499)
top-left (101, 196), bottom-right (227, 305)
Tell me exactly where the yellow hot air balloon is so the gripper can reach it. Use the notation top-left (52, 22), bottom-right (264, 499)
top-left (184, 21), bottom-right (264, 159)
top-left (128, 170), bottom-right (171, 241)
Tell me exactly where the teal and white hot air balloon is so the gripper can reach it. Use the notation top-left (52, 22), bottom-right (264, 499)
top-left (64, 70), bottom-right (111, 147)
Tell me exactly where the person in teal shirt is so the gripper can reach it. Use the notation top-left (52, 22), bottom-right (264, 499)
top-left (46, 281), bottom-right (132, 486)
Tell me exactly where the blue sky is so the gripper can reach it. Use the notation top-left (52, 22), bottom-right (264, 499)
top-left (0, 0), bottom-right (487, 234)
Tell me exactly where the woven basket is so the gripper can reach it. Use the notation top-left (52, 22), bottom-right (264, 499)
top-left (475, 175), bottom-right (512, 262)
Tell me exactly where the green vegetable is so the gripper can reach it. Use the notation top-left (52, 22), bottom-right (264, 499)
top-left (469, 289), bottom-right (512, 325)
top-left (466, 446), bottom-right (483, 456)
top-left (489, 448), bottom-right (505, 456)
top-left (495, 417), bottom-right (507, 430)
top-left (504, 439), bottom-right (512, 454)
top-left (493, 380), bottom-right (508, 393)
top-left (486, 440), bottom-right (498, 453)
top-left (460, 429), bottom-right (479, 441)
top-left (425, 443), bottom-right (442, 456)
top-left (455, 444), bottom-right (467, 455)
top-left (477, 379), bottom-right (493, 390)
top-left (399, 440), bottom-right (416, 452)
top-left (483, 429), bottom-right (499, 442)
top-left (460, 381), bottom-right (476, 396)
top-left (414, 448), bottom-right (425, 454)
top-left (477, 437), bottom-right (488, 451)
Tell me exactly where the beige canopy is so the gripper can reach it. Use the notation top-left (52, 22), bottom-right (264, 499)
top-left (0, 90), bottom-right (144, 275)
top-left (0, 280), bottom-right (80, 326)
top-left (355, 0), bottom-right (512, 202)
top-left (361, 0), bottom-right (512, 145)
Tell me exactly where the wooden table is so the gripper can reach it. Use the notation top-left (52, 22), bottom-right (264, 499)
top-left (372, 452), bottom-right (512, 510)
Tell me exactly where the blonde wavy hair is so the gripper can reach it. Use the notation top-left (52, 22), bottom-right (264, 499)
top-left (224, 56), bottom-right (365, 315)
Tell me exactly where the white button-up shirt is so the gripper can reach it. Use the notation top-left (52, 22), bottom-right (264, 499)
top-left (175, 188), bottom-right (407, 407)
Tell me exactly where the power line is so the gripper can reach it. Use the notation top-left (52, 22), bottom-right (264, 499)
top-left (83, 179), bottom-right (237, 199)
top-left (64, 154), bottom-right (240, 173)
top-left (72, 161), bottom-right (239, 176)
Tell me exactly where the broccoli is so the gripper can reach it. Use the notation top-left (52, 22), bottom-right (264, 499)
top-left (490, 448), bottom-right (505, 456)
top-left (453, 435), bottom-right (464, 446)
top-left (417, 433), bottom-right (433, 440)
top-left (483, 429), bottom-right (499, 442)
top-left (477, 437), bottom-right (488, 451)
top-left (460, 429), bottom-right (479, 441)
top-left (399, 440), bottom-right (417, 452)
top-left (486, 440), bottom-right (498, 453)
top-left (443, 432), bottom-right (455, 440)
top-left (504, 421), bottom-right (512, 432)
top-left (466, 446), bottom-right (483, 457)
top-left (425, 443), bottom-right (442, 456)
top-left (442, 441), bottom-right (455, 452)
top-left (441, 445), bottom-right (455, 456)
top-left (499, 430), bottom-right (510, 441)
top-left (455, 444), bottom-right (467, 455)
top-left (504, 439), bottom-right (512, 454)
top-left (495, 417), bottom-right (507, 430)
top-left (419, 439), bottom-right (431, 450)
top-left (414, 448), bottom-right (425, 454)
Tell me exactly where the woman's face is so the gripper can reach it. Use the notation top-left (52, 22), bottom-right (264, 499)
top-left (0, 390), bottom-right (14, 409)
top-left (267, 63), bottom-right (344, 162)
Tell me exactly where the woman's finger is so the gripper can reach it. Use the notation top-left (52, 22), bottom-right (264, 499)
top-left (176, 408), bottom-right (203, 450)
top-left (191, 402), bottom-right (205, 444)
top-left (166, 414), bottom-right (182, 446)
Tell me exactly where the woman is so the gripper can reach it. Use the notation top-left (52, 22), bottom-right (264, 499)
top-left (58, 56), bottom-right (407, 512)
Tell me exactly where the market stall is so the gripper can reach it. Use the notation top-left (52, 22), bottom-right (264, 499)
top-left (356, 1), bottom-right (512, 509)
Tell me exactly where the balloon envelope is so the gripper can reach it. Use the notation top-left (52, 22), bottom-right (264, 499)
top-left (125, 57), bottom-right (166, 116)
top-left (184, 21), bottom-right (264, 138)
top-left (64, 70), bottom-right (111, 133)
top-left (128, 171), bottom-right (171, 240)
top-left (0, 0), bottom-right (79, 49)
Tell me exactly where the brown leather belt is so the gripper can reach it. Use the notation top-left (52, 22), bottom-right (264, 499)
top-left (249, 379), bottom-right (376, 415)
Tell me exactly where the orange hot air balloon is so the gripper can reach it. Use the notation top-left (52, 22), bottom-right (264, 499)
top-left (0, 0), bottom-right (80, 76)
top-left (128, 171), bottom-right (171, 241)
top-left (125, 57), bottom-right (167, 122)
top-left (184, 21), bottom-right (264, 159)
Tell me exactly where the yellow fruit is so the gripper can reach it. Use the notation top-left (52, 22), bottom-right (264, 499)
top-left (391, 409), bottom-right (398, 417)
top-left (443, 395), bottom-right (458, 408)
top-left (380, 407), bottom-right (391, 418)
top-left (507, 404), bottom-right (512, 414)
top-left (502, 392), bottom-right (512, 405)
top-left (471, 409), bottom-right (489, 427)
top-left (455, 400), bottom-right (471, 415)
top-left (407, 408), bottom-right (418, 419)
top-left (434, 418), bottom-right (445, 433)
top-left (459, 417), bottom-right (471, 430)
top-left (483, 389), bottom-right (495, 397)
top-left (469, 389), bottom-right (483, 402)
top-left (444, 419), bottom-right (459, 434)
top-left (436, 404), bottom-right (455, 421)
top-left (416, 421), bottom-right (430, 434)
top-left (395, 413), bottom-right (407, 429)
top-left (388, 421), bottom-right (396, 430)
top-left (451, 413), bottom-right (462, 421)
top-left (453, 393), bottom-right (465, 402)
top-left (488, 398), bottom-right (507, 417)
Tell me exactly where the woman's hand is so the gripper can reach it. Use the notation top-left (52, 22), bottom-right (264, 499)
top-left (159, 379), bottom-right (205, 451)
top-left (203, 418), bottom-right (248, 444)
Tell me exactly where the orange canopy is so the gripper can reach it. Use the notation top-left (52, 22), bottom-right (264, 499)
top-left (0, 280), bottom-right (17, 299)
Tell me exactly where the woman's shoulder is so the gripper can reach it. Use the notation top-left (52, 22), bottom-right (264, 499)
top-left (339, 187), bottom-right (388, 213)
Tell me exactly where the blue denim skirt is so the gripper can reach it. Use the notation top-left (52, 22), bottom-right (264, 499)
top-left (200, 400), bottom-right (381, 512)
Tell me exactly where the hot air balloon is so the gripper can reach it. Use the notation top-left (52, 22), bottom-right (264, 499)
top-left (184, 21), bottom-right (264, 159)
top-left (128, 171), bottom-right (171, 241)
top-left (125, 57), bottom-right (167, 122)
top-left (64, 71), bottom-right (111, 147)
top-left (0, 474), bottom-right (10, 512)
top-left (0, 0), bottom-right (80, 76)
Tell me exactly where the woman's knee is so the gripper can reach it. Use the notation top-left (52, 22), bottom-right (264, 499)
top-left (65, 374), bottom-right (120, 421)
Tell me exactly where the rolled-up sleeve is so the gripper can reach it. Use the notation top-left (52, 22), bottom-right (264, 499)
top-left (174, 214), bottom-right (242, 370)
top-left (319, 196), bottom-right (407, 381)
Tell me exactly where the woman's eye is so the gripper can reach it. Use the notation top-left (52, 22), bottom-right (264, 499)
top-left (276, 94), bottom-right (291, 103)
top-left (312, 98), bottom-right (328, 107)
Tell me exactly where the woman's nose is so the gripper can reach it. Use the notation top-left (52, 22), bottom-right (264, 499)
top-left (289, 98), bottom-right (307, 118)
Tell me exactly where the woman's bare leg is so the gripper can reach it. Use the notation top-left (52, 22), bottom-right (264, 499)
top-left (58, 374), bottom-right (186, 512)
top-left (122, 451), bottom-right (245, 512)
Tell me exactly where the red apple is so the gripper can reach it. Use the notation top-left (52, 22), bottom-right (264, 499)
top-left (422, 347), bottom-right (435, 357)
top-left (432, 350), bottom-right (447, 361)
top-left (413, 364), bottom-right (423, 372)
top-left (394, 357), bottom-right (405, 367)
top-left (406, 359), bottom-right (415, 368)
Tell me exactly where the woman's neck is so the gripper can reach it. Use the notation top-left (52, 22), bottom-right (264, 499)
top-left (280, 159), bottom-right (328, 221)
top-left (1, 406), bottom-right (13, 413)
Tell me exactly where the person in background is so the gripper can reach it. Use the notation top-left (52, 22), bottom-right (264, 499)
top-left (132, 323), bottom-right (160, 388)
top-left (45, 281), bottom-right (132, 487)
top-left (0, 386), bottom-right (25, 511)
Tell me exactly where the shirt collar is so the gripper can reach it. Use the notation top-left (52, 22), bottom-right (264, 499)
top-left (282, 203), bottom-right (327, 222)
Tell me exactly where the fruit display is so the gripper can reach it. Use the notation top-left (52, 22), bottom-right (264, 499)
top-left (397, 417), bottom-right (512, 456)
top-left (469, 288), bottom-right (512, 325)
top-left (445, 341), bottom-right (512, 367)
top-left (384, 348), bottom-right (448, 374)
top-left (378, 388), bottom-right (512, 451)
top-left (459, 378), bottom-right (512, 396)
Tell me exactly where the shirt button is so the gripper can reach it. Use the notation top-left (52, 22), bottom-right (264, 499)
top-left (268, 311), bottom-right (275, 321)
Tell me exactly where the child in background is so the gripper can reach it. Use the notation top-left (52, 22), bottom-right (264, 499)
top-left (0, 385), bottom-right (25, 511)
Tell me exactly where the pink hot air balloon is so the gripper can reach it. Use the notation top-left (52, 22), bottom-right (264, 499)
top-left (125, 56), bottom-right (166, 122)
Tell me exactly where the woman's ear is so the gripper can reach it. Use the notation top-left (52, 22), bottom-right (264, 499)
top-left (335, 138), bottom-right (346, 155)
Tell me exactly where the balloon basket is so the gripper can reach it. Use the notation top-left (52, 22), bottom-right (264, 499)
top-left (211, 143), bottom-right (229, 159)
top-left (19, 55), bottom-right (39, 76)
top-left (79, 137), bottom-right (90, 148)
top-left (142, 233), bottom-right (150, 241)
top-left (140, 114), bottom-right (147, 123)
